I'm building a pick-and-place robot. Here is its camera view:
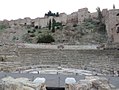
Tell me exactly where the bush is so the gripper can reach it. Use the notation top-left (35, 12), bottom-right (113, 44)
top-left (0, 24), bottom-right (7, 31)
top-left (37, 34), bottom-right (55, 43)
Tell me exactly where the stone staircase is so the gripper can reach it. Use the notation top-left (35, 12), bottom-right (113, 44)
top-left (17, 48), bottom-right (119, 74)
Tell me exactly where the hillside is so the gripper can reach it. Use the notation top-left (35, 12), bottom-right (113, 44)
top-left (0, 18), bottom-right (107, 45)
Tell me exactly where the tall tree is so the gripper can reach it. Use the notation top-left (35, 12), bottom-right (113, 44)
top-left (96, 7), bottom-right (103, 23)
top-left (48, 10), bottom-right (52, 16)
top-left (48, 19), bottom-right (51, 30)
top-left (96, 7), bottom-right (106, 33)
top-left (52, 18), bottom-right (56, 32)
top-left (113, 4), bottom-right (115, 9)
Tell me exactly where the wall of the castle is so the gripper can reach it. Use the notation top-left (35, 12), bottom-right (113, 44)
top-left (19, 19), bottom-right (27, 25)
top-left (36, 13), bottom-right (67, 28)
top-left (8, 9), bottom-right (93, 28)
top-left (39, 18), bottom-right (48, 28)
top-left (9, 18), bottom-right (32, 27)
top-left (33, 18), bottom-right (40, 27)
top-left (105, 9), bottom-right (119, 43)
top-left (4, 8), bottom-right (119, 43)
top-left (24, 17), bottom-right (32, 25)
top-left (59, 13), bottom-right (67, 25)
top-left (15, 19), bottom-right (23, 25)
top-left (114, 24), bottom-right (119, 42)
top-left (78, 8), bottom-right (90, 24)
top-left (90, 12), bottom-right (98, 19)
top-left (9, 20), bottom-right (15, 27)
top-left (67, 12), bottom-right (78, 25)
top-left (55, 13), bottom-right (67, 25)
top-left (102, 9), bottom-right (109, 22)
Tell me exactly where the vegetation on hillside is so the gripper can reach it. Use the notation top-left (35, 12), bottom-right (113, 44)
top-left (22, 27), bottom-right (55, 43)
top-left (96, 7), bottom-right (106, 34)
top-left (22, 15), bottom-right (107, 44)
top-left (37, 34), bottom-right (55, 43)
top-left (0, 23), bottom-right (8, 32)
top-left (2, 8), bottom-right (107, 44)
top-left (78, 18), bottom-right (107, 43)
top-left (48, 18), bottom-right (63, 32)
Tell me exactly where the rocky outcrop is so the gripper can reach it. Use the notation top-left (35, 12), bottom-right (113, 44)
top-left (0, 76), bottom-right (46, 90)
top-left (65, 76), bottom-right (116, 90)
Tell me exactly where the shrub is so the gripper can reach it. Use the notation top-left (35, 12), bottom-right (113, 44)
top-left (37, 34), bottom-right (55, 43)
top-left (0, 24), bottom-right (7, 31)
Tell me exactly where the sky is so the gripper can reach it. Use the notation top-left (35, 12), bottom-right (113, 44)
top-left (0, 0), bottom-right (119, 20)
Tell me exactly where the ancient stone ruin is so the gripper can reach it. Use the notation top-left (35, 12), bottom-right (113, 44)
top-left (65, 76), bottom-right (116, 90)
top-left (0, 76), bottom-right (46, 90)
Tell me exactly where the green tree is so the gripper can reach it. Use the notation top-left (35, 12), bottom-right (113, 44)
top-left (52, 18), bottom-right (56, 32)
top-left (56, 12), bottom-right (59, 17)
top-left (45, 11), bottom-right (60, 17)
top-left (96, 7), bottom-right (106, 33)
top-left (48, 10), bottom-right (52, 16)
top-left (113, 4), bottom-right (115, 9)
top-left (0, 24), bottom-right (8, 31)
top-left (96, 7), bottom-right (103, 23)
top-left (48, 19), bottom-right (52, 30)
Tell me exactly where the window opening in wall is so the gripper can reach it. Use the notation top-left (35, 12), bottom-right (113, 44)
top-left (35, 26), bottom-right (38, 29)
top-left (116, 13), bottom-right (119, 16)
top-left (24, 23), bottom-right (26, 25)
top-left (116, 24), bottom-right (119, 26)
top-left (117, 27), bottom-right (119, 33)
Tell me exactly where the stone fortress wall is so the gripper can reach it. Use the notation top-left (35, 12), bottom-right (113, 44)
top-left (104, 9), bottom-right (119, 43)
top-left (7, 8), bottom-right (94, 28)
top-left (8, 13), bottom-right (67, 28)
top-left (2, 7), bottom-right (118, 43)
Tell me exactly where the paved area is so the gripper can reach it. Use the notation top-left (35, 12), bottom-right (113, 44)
top-left (0, 72), bottom-right (119, 88)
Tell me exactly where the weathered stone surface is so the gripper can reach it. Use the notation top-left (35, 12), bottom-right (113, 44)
top-left (86, 76), bottom-right (111, 90)
top-left (65, 76), bottom-right (114, 90)
top-left (0, 76), bottom-right (46, 90)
